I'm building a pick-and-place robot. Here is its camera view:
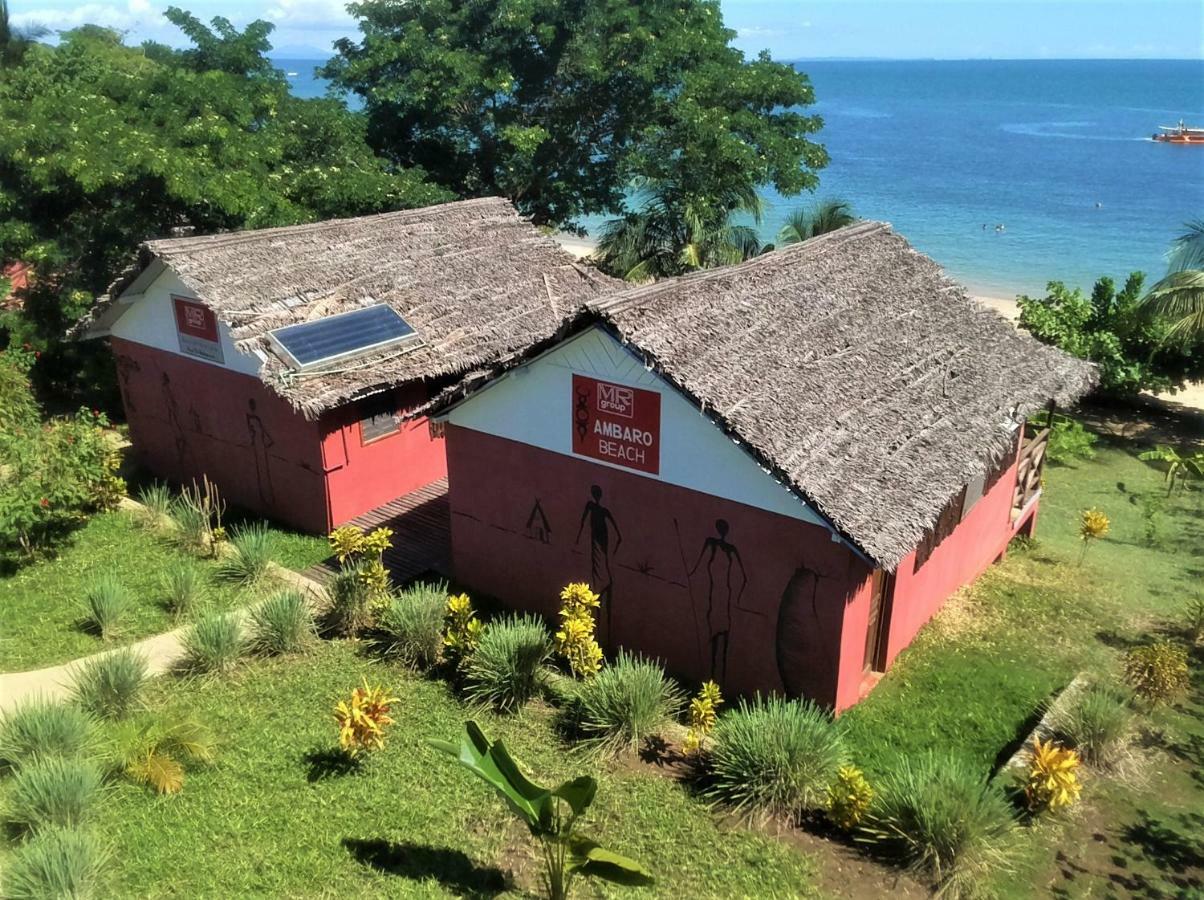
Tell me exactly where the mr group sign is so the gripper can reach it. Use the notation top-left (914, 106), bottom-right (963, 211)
top-left (571, 374), bottom-right (661, 475)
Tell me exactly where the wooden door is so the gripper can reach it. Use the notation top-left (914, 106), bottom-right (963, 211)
top-left (863, 569), bottom-right (892, 673)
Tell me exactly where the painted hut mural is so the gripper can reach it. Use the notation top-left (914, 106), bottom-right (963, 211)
top-left (430, 222), bottom-right (1096, 710)
top-left (73, 198), bottom-right (619, 532)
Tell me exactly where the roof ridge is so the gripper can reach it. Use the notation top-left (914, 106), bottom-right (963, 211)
top-left (145, 197), bottom-right (514, 255)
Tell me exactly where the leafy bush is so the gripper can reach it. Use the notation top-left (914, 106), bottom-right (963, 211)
top-left (862, 754), bottom-right (1016, 897)
top-left (1186, 596), bottom-right (1204, 644)
top-left (218, 522), bottom-right (275, 586)
top-left (180, 612), bottom-right (246, 675)
top-left (463, 614), bottom-right (552, 712)
top-left (81, 575), bottom-right (127, 641)
top-left (0, 826), bottom-right (108, 899)
top-left (5, 757), bottom-right (103, 832)
top-left (1124, 640), bottom-right (1190, 705)
top-left (1052, 682), bottom-right (1133, 766)
top-left (376, 581), bottom-right (447, 668)
top-left (683, 680), bottom-right (724, 756)
top-left (707, 695), bottom-right (847, 820)
top-left (160, 560), bottom-right (207, 619)
top-left (827, 765), bottom-right (874, 831)
top-left (0, 700), bottom-right (97, 770)
top-left (135, 481), bottom-right (174, 529)
top-left (1034, 412), bottom-right (1098, 464)
top-left (572, 650), bottom-right (683, 754)
top-left (326, 563), bottom-right (383, 637)
top-left (1024, 738), bottom-right (1082, 813)
top-left (335, 679), bottom-right (399, 757)
top-left (1017, 273), bottom-right (1204, 397)
top-left (71, 649), bottom-right (149, 720)
top-left (105, 714), bottom-right (216, 795)
top-left (554, 582), bottom-right (603, 678)
top-left (248, 590), bottom-right (315, 656)
top-left (442, 591), bottom-right (483, 665)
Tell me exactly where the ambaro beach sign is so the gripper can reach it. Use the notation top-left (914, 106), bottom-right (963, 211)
top-left (571, 374), bottom-right (661, 475)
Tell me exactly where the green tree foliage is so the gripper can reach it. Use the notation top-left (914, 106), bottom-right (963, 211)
top-left (777, 198), bottom-right (856, 245)
top-left (0, 15), bottom-right (449, 403)
top-left (1141, 220), bottom-right (1204, 340)
top-left (323, 0), bottom-right (826, 231)
top-left (1017, 273), bottom-right (1204, 397)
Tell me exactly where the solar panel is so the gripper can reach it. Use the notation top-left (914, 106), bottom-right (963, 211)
top-left (269, 305), bottom-right (418, 371)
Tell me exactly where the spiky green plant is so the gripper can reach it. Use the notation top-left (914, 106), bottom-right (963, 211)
top-left (217, 522), bottom-right (275, 586)
top-left (463, 614), bottom-right (553, 712)
top-left (104, 713), bottom-right (216, 795)
top-left (160, 560), bottom-right (207, 619)
top-left (0, 826), bottom-right (108, 899)
top-left (71, 649), bottom-right (149, 720)
top-left (5, 757), bottom-right (103, 833)
top-left (135, 481), bottom-right (174, 529)
top-left (573, 651), bottom-right (684, 755)
top-left (180, 612), bottom-right (245, 675)
top-left (0, 700), bottom-right (97, 771)
top-left (248, 590), bottom-right (316, 656)
top-left (1052, 683), bottom-right (1133, 767)
top-left (376, 581), bottom-right (447, 669)
top-left (81, 575), bottom-right (127, 641)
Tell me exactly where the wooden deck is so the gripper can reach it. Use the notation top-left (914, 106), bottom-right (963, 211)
top-left (306, 478), bottom-right (451, 587)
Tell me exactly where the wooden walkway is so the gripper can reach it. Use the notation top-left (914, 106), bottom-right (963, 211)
top-left (307, 478), bottom-right (451, 587)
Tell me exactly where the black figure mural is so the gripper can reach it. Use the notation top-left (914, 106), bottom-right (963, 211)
top-left (245, 398), bottom-right (276, 507)
top-left (160, 372), bottom-right (191, 467)
top-left (576, 485), bottom-right (622, 643)
top-left (775, 561), bottom-right (832, 698)
top-left (525, 498), bottom-right (552, 543)
top-left (688, 519), bottom-right (747, 684)
top-left (114, 355), bottom-right (141, 412)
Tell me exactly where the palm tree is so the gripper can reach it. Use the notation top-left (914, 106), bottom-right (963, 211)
top-left (595, 180), bottom-right (765, 282)
top-left (1141, 219), bottom-right (1204, 339)
top-left (777, 199), bottom-right (856, 246)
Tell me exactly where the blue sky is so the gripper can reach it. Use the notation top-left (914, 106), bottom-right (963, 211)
top-left (10, 0), bottom-right (1203, 60)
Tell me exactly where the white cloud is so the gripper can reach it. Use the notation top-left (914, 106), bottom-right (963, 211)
top-left (12, 1), bottom-right (151, 30)
top-left (264, 0), bottom-right (353, 30)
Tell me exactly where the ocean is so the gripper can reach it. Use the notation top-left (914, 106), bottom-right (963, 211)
top-left (277, 58), bottom-right (1203, 298)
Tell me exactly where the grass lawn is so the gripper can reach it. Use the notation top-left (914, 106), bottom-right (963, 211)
top-left (0, 508), bottom-right (331, 672)
top-left (87, 643), bottom-right (816, 898)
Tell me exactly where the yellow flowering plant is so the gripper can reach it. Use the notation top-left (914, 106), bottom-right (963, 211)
top-left (443, 592), bottom-right (483, 664)
top-left (1025, 738), bottom-right (1081, 812)
top-left (334, 679), bottom-right (399, 757)
top-left (555, 582), bottom-right (603, 678)
top-left (329, 525), bottom-right (365, 563)
top-left (1077, 508), bottom-right (1110, 564)
top-left (682, 680), bottom-right (723, 755)
top-left (1124, 639), bottom-right (1189, 706)
top-left (827, 766), bottom-right (874, 830)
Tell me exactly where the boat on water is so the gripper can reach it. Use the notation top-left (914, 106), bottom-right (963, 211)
top-left (1153, 120), bottom-right (1204, 144)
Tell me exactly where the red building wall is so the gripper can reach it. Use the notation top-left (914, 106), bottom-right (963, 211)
top-left (112, 337), bottom-right (330, 532)
top-left (445, 425), bottom-right (874, 708)
top-left (319, 384), bottom-right (447, 527)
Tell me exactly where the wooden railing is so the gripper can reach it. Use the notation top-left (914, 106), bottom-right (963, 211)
top-left (1012, 426), bottom-right (1049, 519)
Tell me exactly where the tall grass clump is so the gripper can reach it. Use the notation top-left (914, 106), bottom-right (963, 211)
top-left (1, 826), bottom-right (108, 899)
top-left (249, 590), bottom-right (316, 656)
top-left (81, 575), bottom-right (127, 641)
top-left (325, 564), bottom-right (378, 637)
top-left (71, 649), bottom-right (149, 720)
top-left (217, 522), bottom-right (274, 587)
top-left (573, 650), bottom-right (683, 755)
top-left (0, 701), bottom-right (96, 771)
top-left (707, 695), bottom-right (846, 820)
top-left (5, 757), bottom-right (103, 832)
top-left (862, 754), bottom-right (1017, 897)
top-left (463, 614), bottom-right (552, 711)
top-left (180, 612), bottom-right (245, 675)
top-left (376, 581), bottom-right (447, 669)
top-left (160, 560), bottom-right (207, 619)
top-left (170, 476), bottom-right (226, 557)
top-left (135, 481), bottom-right (174, 529)
top-left (1052, 682), bottom-right (1134, 767)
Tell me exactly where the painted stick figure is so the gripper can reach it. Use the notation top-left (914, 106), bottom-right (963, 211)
top-left (576, 485), bottom-right (622, 643)
top-left (246, 398), bottom-right (276, 507)
top-left (689, 519), bottom-right (747, 685)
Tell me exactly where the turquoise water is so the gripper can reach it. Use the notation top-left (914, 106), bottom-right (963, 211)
top-left (279, 58), bottom-right (1203, 297)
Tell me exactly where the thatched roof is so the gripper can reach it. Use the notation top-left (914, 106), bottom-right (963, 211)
top-left (82, 197), bottom-right (620, 417)
top-left (435, 222), bottom-right (1097, 569)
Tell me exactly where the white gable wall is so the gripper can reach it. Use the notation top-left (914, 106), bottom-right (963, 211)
top-left (108, 267), bottom-right (263, 378)
top-left (442, 326), bottom-right (831, 529)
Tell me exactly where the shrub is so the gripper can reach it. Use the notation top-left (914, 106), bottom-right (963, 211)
top-left (135, 481), bottom-right (174, 529)
top-left (862, 754), bottom-right (1016, 897)
top-left (1184, 595), bottom-right (1204, 644)
top-left (170, 476), bottom-right (225, 556)
top-left (335, 679), bottom-right (399, 756)
top-left (180, 612), bottom-right (245, 675)
top-left (81, 575), bottom-right (127, 641)
top-left (376, 581), bottom-right (446, 668)
top-left (554, 582), bottom-right (603, 678)
top-left (707, 695), bottom-right (846, 820)
top-left (683, 680), bottom-right (724, 755)
top-left (248, 590), bottom-right (315, 656)
top-left (1, 826), bottom-right (108, 899)
top-left (573, 650), bottom-right (683, 753)
top-left (1124, 640), bottom-right (1190, 705)
top-left (1039, 413), bottom-right (1098, 464)
top-left (828, 765), bottom-right (875, 831)
top-left (5, 757), bottom-right (103, 832)
top-left (1024, 738), bottom-right (1082, 813)
top-left (218, 522), bottom-right (275, 586)
top-left (1077, 508), bottom-right (1109, 564)
top-left (463, 614), bottom-right (553, 712)
top-left (71, 649), bottom-right (149, 720)
top-left (0, 701), bottom-right (97, 770)
top-left (1053, 682), bottom-right (1133, 766)
top-left (442, 592), bottom-right (483, 665)
top-left (326, 563), bottom-right (383, 637)
top-left (160, 560), bottom-right (207, 619)
top-left (106, 714), bottom-right (216, 795)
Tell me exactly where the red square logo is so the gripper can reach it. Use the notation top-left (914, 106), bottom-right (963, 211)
top-left (572, 374), bottom-right (661, 475)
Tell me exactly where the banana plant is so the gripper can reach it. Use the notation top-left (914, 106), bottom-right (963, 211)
top-left (429, 720), bottom-right (653, 900)
top-left (1139, 445), bottom-right (1204, 494)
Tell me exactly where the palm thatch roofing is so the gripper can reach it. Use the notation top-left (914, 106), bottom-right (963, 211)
top-left (434, 222), bottom-right (1097, 570)
top-left (80, 197), bottom-right (620, 417)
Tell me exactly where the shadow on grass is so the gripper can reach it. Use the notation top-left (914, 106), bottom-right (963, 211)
top-left (303, 746), bottom-right (362, 782)
top-left (342, 838), bottom-right (509, 897)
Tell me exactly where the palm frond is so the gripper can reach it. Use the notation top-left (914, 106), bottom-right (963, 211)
top-left (777, 210), bottom-right (812, 245)
top-left (1167, 219), bottom-right (1204, 273)
top-left (1142, 269), bottom-right (1204, 338)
